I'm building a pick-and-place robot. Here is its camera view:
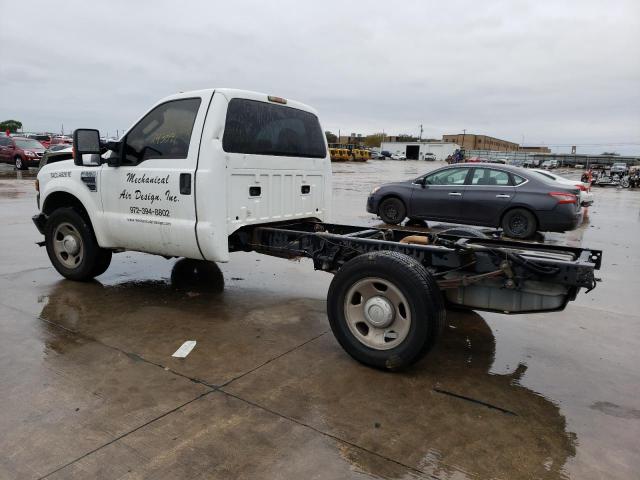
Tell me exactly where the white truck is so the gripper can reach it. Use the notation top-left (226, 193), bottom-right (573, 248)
top-left (33, 88), bottom-right (602, 370)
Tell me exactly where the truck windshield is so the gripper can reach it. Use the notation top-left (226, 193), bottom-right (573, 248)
top-left (222, 99), bottom-right (326, 158)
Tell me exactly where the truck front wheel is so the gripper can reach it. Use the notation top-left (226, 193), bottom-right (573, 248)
top-left (327, 251), bottom-right (445, 370)
top-left (45, 207), bottom-right (111, 281)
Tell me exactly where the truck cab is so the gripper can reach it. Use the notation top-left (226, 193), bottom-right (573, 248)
top-left (34, 89), bottom-right (332, 277)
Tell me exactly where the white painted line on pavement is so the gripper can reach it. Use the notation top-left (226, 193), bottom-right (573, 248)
top-left (172, 340), bottom-right (196, 358)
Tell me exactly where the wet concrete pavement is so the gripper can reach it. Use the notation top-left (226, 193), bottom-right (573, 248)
top-left (0, 161), bottom-right (639, 479)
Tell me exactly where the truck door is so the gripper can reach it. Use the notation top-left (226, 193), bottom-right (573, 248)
top-left (99, 96), bottom-right (208, 258)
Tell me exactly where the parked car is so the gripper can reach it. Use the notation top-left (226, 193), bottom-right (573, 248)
top-left (390, 152), bottom-right (406, 160)
top-left (39, 146), bottom-right (73, 170)
top-left (0, 136), bottom-right (46, 169)
top-left (532, 169), bottom-right (594, 206)
top-left (370, 151), bottom-right (383, 159)
top-left (47, 144), bottom-right (72, 152)
top-left (367, 163), bottom-right (582, 239)
top-left (610, 162), bottom-right (629, 175)
top-left (380, 150), bottom-right (392, 159)
top-left (26, 134), bottom-right (52, 149)
top-left (423, 152), bottom-right (436, 161)
top-left (50, 135), bottom-right (73, 146)
top-left (541, 160), bottom-right (558, 169)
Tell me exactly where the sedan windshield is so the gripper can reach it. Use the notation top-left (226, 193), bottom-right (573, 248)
top-left (14, 138), bottom-right (44, 149)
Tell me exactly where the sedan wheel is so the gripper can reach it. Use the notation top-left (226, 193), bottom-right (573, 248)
top-left (502, 208), bottom-right (537, 239)
top-left (378, 198), bottom-right (406, 225)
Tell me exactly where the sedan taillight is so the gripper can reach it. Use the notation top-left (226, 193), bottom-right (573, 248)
top-left (574, 184), bottom-right (587, 191)
top-left (549, 192), bottom-right (577, 204)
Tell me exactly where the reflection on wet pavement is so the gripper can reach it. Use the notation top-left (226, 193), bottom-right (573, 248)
top-left (226, 309), bottom-right (577, 479)
top-left (0, 160), bottom-right (639, 479)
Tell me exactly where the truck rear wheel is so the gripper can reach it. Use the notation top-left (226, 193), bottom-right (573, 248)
top-left (45, 207), bottom-right (111, 281)
top-left (439, 226), bottom-right (488, 238)
top-left (327, 251), bottom-right (445, 370)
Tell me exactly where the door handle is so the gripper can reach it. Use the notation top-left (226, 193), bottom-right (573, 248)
top-left (448, 192), bottom-right (462, 196)
top-left (179, 173), bottom-right (191, 195)
top-left (495, 194), bottom-right (511, 198)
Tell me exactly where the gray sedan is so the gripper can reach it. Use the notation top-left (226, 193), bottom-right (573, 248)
top-left (366, 163), bottom-right (582, 239)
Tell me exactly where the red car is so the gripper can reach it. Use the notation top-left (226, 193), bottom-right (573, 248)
top-left (0, 136), bottom-right (46, 170)
top-left (50, 135), bottom-right (73, 146)
top-left (26, 134), bottom-right (52, 149)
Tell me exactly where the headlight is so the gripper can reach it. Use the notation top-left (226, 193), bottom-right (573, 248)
top-left (25, 151), bottom-right (35, 157)
top-left (370, 186), bottom-right (380, 195)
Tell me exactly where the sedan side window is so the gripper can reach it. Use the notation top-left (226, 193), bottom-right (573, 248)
top-left (470, 168), bottom-right (511, 186)
top-left (512, 174), bottom-right (526, 185)
top-left (425, 168), bottom-right (469, 185)
top-left (123, 98), bottom-right (201, 166)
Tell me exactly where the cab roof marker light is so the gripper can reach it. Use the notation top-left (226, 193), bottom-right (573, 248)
top-left (268, 95), bottom-right (287, 105)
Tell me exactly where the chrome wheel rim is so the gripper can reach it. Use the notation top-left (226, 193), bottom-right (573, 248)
top-left (344, 277), bottom-right (411, 350)
top-left (53, 222), bottom-right (84, 269)
top-left (15, 158), bottom-right (22, 169)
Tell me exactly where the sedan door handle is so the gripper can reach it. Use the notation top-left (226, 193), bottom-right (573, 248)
top-left (448, 192), bottom-right (462, 196)
top-left (495, 194), bottom-right (511, 198)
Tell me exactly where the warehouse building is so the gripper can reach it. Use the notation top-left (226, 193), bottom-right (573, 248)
top-left (380, 141), bottom-right (460, 160)
top-left (442, 133), bottom-right (519, 152)
top-left (519, 145), bottom-right (552, 153)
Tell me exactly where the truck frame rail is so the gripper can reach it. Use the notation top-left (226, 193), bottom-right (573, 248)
top-left (230, 220), bottom-right (601, 314)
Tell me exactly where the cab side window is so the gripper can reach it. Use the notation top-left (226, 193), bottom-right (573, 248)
top-left (0, 137), bottom-right (9, 147)
top-left (123, 98), bottom-right (201, 165)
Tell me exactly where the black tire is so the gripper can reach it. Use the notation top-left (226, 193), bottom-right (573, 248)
top-left (501, 208), bottom-right (537, 239)
top-left (406, 217), bottom-right (428, 228)
top-left (378, 197), bottom-right (406, 225)
top-left (45, 207), bottom-right (108, 281)
top-left (15, 156), bottom-right (27, 170)
top-left (327, 251), bottom-right (445, 371)
top-left (439, 226), bottom-right (487, 238)
top-left (171, 258), bottom-right (225, 293)
top-left (621, 178), bottom-right (630, 188)
top-left (91, 249), bottom-right (113, 277)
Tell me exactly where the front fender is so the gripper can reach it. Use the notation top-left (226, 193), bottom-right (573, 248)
top-left (38, 167), bottom-right (107, 245)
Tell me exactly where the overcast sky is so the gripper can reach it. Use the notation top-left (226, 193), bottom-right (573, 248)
top-left (1, 0), bottom-right (639, 155)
